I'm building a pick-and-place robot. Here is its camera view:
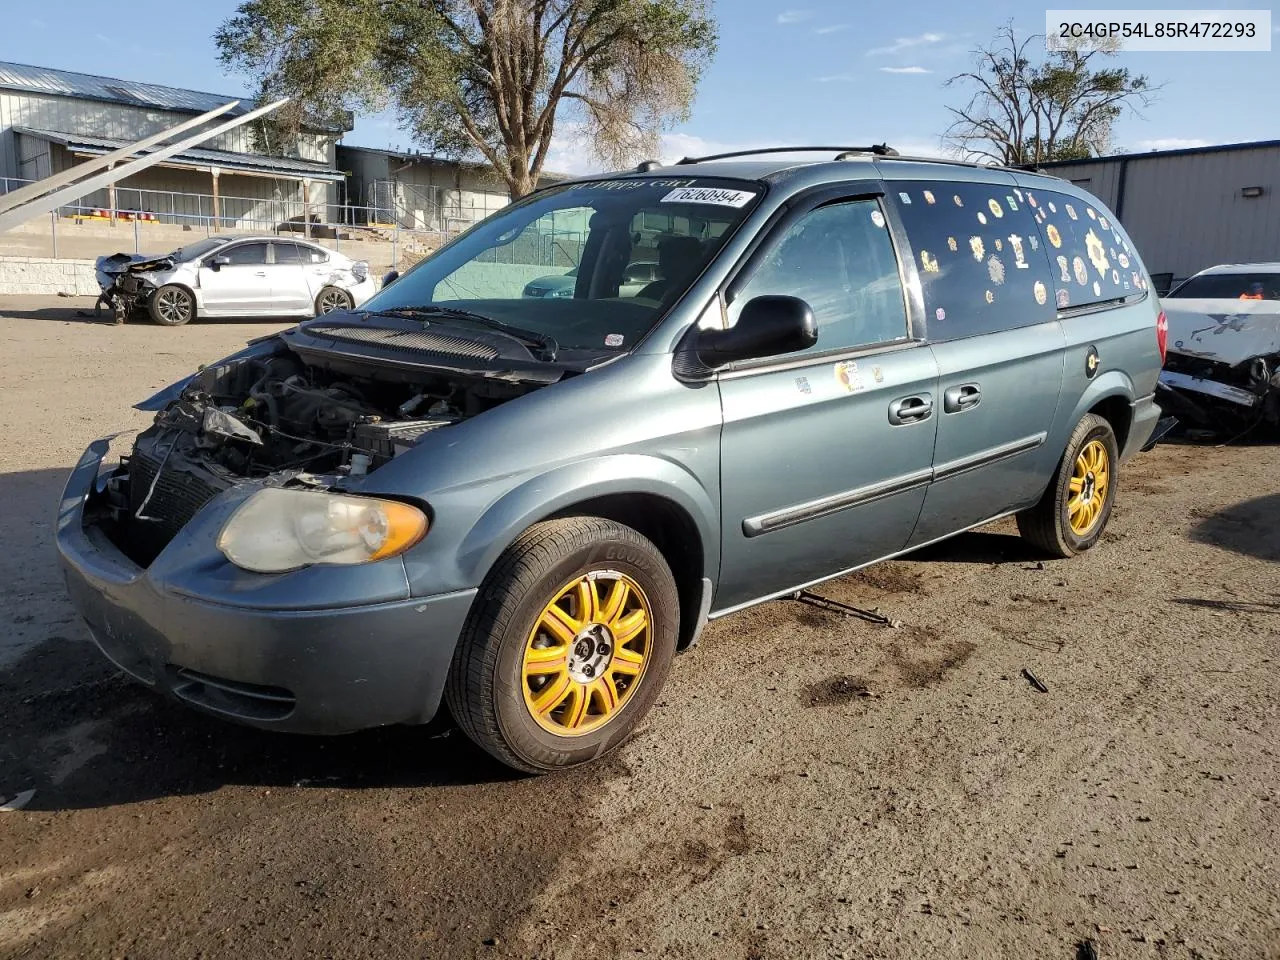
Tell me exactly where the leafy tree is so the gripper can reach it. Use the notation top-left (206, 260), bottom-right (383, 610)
top-left (944, 24), bottom-right (1157, 165)
top-left (217, 0), bottom-right (718, 197)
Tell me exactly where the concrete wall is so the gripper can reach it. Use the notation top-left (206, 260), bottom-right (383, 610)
top-left (1037, 143), bottom-right (1280, 279)
top-left (0, 255), bottom-right (97, 295)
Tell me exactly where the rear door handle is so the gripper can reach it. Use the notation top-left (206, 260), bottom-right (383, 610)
top-left (888, 394), bottom-right (933, 425)
top-left (943, 383), bottom-right (981, 413)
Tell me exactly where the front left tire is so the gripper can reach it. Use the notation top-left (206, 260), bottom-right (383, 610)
top-left (446, 517), bottom-right (680, 773)
top-left (315, 286), bottom-right (354, 315)
top-left (148, 284), bottom-right (195, 326)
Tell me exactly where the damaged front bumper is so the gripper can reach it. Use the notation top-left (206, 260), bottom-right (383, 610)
top-left (1158, 353), bottom-right (1280, 433)
top-left (55, 437), bottom-right (476, 734)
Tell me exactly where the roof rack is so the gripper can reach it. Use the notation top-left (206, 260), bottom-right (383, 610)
top-left (674, 145), bottom-right (899, 165)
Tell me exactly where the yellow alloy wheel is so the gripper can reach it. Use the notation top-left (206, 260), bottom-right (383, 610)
top-left (1067, 438), bottom-right (1110, 536)
top-left (521, 571), bottom-right (652, 736)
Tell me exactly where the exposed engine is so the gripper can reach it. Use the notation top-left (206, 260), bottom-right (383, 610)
top-left (98, 340), bottom-right (538, 565)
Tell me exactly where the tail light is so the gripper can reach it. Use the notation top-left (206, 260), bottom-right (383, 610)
top-left (1156, 310), bottom-right (1168, 365)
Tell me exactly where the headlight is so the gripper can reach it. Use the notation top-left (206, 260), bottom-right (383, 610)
top-left (216, 488), bottom-right (428, 573)
top-left (351, 260), bottom-right (369, 281)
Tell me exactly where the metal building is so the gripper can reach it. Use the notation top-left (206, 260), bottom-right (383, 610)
top-left (0, 60), bottom-right (350, 228)
top-left (338, 145), bottom-right (565, 234)
top-left (1033, 139), bottom-right (1280, 285)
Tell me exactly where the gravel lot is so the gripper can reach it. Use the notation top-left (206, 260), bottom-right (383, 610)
top-left (1, 296), bottom-right (1277, 960)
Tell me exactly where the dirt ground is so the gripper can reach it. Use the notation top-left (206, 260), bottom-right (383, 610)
top-left (1, 295), bottom-right (1277, 960)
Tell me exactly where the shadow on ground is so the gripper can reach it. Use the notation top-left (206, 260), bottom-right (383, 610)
top-left (906, 530), bottom-right (1043, 565)
top-left (1189, 492), bottom-right (1280, 563)
top-left (0, 301), bottom-right (295, 326)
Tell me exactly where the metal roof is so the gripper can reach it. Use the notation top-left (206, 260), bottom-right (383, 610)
top-left (0, 61), bottom-right (350, 132)
top-left (1028, 138), bottom-right (1280, 169)
top-left (14, 127), bottom-right (346, 182)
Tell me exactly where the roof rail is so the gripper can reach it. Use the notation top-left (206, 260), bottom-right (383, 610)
top-left (634, 159), bottom-right (663, 172)
top-left (674, 145), bottom-right (898, 165)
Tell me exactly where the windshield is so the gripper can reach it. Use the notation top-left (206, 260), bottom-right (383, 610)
top-left (361, 177), bottom-right (763, 352)
top-left (1168, 272), bottom-right (1280, 300)
top-left (175, 237), bottom-right (231, 262)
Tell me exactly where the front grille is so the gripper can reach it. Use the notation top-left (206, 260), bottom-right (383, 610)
top-left (307, 324), bottom-right (501, 360)
top-left (127, 448), bottom-right (223, 555)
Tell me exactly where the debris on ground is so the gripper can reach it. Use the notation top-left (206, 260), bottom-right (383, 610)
top-left (791, 590), bottom-right (902, 628)
top-left (0, 789), bottom-right (36, 811)
top-left (1021, 668), bottom-right (1049, 693)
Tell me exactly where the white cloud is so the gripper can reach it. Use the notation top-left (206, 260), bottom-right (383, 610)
top-left (879, 66), bottom-right (932, 74)
top-left (867, 32), bottom-right (945, 56)
top-left (777, 9), bottom-right (814, 24)
top-left (814, 73), bottom-right (857, 82)
top-left (813, 24), bottom-right (850, 35)
top-left (1131, 137), bottom-right (1212, 151)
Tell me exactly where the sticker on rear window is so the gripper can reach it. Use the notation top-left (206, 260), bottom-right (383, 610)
top-left (605, 333), bottom-right (624, 347)
top-left (660, 187), bottom-right (754, 207)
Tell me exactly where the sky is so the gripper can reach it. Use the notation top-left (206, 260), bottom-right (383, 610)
top-left (6, 0), bottom-right (1278, 175)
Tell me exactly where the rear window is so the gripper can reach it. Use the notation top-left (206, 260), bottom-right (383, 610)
top-left (1168, 272), bottom-right (1280, 300)
top-left (892, 180), bottom-right (1056, 340)
top-left (1025, 189), bottom-right (1146, 308)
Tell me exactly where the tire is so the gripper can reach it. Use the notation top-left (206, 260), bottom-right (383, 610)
top-left (148, 284), bottom-right (195, 326)
top-left (1017, 413), bottom-right (1119, 558)
top-left (315, 286), bottom-right (354, 315)
top-left (446, 517), bottom-right (680, 773)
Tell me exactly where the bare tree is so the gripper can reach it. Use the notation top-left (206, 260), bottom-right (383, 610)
top-left (944, 24), bottom-right (1158, 165)
top-left (218, 0), bottom-right (718, 198)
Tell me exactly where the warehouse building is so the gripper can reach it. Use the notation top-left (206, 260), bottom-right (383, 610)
top-left (1032, 139), bottom-right (1280, 285)
top-left (0, 60), bottom-right (350, 228)
top-left (338, 144), bottom-right (564, 233)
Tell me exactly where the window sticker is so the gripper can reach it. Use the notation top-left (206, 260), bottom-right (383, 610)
top-left (1046, 224), bottom-right (1062, 248)
top-left (1073, 256), bottom-right (1089, 286)
top-left (1034, 280), bottom-right (1048, 305)
top-left (970, 236), bottom-right (985, 261)
top-left (1093, 280), bottom-right (1101, 296)
top-left (1014, 188), bottom-right (1024, 203)
top-left (1008, 234), bottom-right (1028, 269)
top-left (1057, 288), bottom-right (1070, 308)
top-left (660, 186), bottom-right (755, 207)
top-left (920, 250), bottom-right (940, 273)
top-left (899, 192), bottom-right (912, 204)
top-left (995, 238), bottom-right (1003, 251)
top-left (872, 365), bottom-right (884, 383)
top-left (1057, 256), bottom-right (1070, 282)
top-left (1100, 216), bottom-right (1110, 230)
top-left (1066, 203), bottom-right (1078, 220)
top-left (1112, 269), bottom-right (1120, 285)
top-left (1027, 192), bottom-right (1038, 207)
top-left (795, 376), bottom-right (812, 395)
top-left (977, 212), bottom-right (988, 225)
top-left (1047, 201), bottom-right (1056, 213)
top-left (953, 194), bottom-right (964, 207)
top-left (935, 307), bottom-right (946, 321)
top-left (605, 333), bottom-right (624, 347)
top-left (985, 290), bottom-right (995, 304)
top-left (988, 198), bottom-right (1004, 218)
top-left (923, 190), bottom-right (936, 204)
top-left (947, 236), bottom-right (958, 252)
top-left (870, 209), bottom-right (886, 228)
top-left (1118, 253), bottom-right (1130, 269)
top-left (1006, 195), bottom-right (1019, 211)
top-left (1086, 229), bottom-right (1109, 275)
top-left (1028, 234), bottom-right (1039, 251)
top-left (987, 255), bottom-right (1006, 285)
top-left (1087, 207), bottom-right (1097, 220)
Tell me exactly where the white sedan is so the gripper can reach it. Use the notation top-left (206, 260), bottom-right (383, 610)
top-left (95, 236), bottom-right (376, 326)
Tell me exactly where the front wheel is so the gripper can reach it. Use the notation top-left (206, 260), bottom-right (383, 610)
top-left (315, 286), bottom-right (354, 315)
top-left (148, 284), bottom-right (195, 326)
top-left (1017, 413), bottom-right (1119, 557)
top-left (446, 517), bottom-right (679, 773)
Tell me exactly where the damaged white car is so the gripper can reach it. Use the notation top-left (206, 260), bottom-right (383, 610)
top-left (95, 236), bottom-right (376, 326)
top-left (1157, 263), bottom-right (1280, 435)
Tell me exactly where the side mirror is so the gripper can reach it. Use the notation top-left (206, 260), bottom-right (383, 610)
top-left (208, 255), bottom-right (230, 271)
top-left (696, 295), bottom-right (817, 368)
top-left (382, 269), bottom-right (400, 288)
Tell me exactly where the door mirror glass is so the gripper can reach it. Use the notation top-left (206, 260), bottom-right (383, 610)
top-left (382, 269), bottom-right (400, 288)
top-left (696, 295), bottom-right (817, 368)
top-left (208, 255), bottom-right (230, 270)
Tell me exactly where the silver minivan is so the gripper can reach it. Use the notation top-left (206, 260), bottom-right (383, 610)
top-left (58, 148), bottom-right (1165, 772)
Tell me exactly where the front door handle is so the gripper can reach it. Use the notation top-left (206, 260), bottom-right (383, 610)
top-left (943, 383), bottom-right (982, 413)
top-left (888, 394), bottom-right (934, 425)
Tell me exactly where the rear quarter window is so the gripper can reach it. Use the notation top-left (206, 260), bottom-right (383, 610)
top-left (892, 180), bottom-right (1056, 340)
top-left (1025, 188), bottom-right (1146, 308)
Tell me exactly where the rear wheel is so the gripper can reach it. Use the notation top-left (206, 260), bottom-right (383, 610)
top-left (148, 284), bottom-right (195, 326)
top-left (315, 286), bottom-right (354, 315)
top-left (1017, 413), bottom-right (1119, 557)
top-left (446, 517), bottom-right (679, 773)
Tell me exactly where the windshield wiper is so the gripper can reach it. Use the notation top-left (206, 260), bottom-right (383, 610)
top-left (366, 305), bottom-right (559, 361)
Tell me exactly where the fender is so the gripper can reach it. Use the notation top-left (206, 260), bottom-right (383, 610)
top-left (456, 453), bottom-right (720, 591)
top-left (1053, 368), bottom-right (1137, 454)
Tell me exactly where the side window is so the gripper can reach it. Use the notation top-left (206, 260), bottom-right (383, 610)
top-left (892, 181), bottom-right (1056, 340)
top-left (272, 242), bottom-right (304, 264)
top-left (298, 243), bottom-right (330, 264)
top-left (221, 242), bottom-right (269, 266)
top-left (1027, 189), bottom-right (1146, 308)
top-left (728, 198), bottom-right (908, 354)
